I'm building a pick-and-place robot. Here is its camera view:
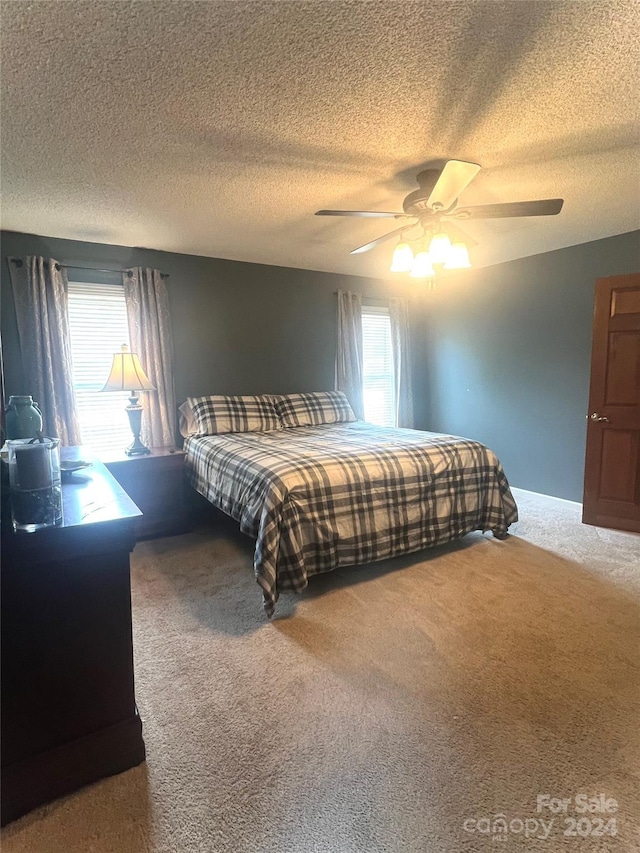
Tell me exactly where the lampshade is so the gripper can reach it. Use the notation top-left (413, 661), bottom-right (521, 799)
top-left (409, 250), bottom-right (435, 279)
top-left (101, 344), bottom-right (155, 392)
top-left (428, 231), bottom-right (452, 264)
top-left (390, 240), bottom-right (414, 273)
top-left (443, 242), bottom-right (472, 270)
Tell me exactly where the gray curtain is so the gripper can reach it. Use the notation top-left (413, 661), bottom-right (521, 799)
top-left (124, 267), bottom-right (177, 448)
top-left (335, 290), bottom-right (364, 420)
top-left (389, 297), bottom-right (414, 428)
top-left (9, 256), bottom-right (81, 444)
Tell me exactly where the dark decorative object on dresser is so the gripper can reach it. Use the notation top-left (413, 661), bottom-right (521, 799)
top-left (103, 446), bottom-right (189, 539)
top-left (1, 449), bottom-right (146, 825)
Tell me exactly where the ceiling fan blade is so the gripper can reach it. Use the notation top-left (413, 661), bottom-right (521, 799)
top-left (315, 209), bottom-right (409, 218)
top-left (444, 222), bottom-right (478, 249)
top-left (453, 199), bottom-right (564, 219)
top-left (427, 160), bottom-right (481, 210)
top-left (350, 223), bottom-right (414, 255)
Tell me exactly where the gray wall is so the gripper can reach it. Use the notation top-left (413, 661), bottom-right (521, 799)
top-left (3, 228), bottom-right (638, 502)
top-left (0, 230), bottom-right (429, 427)
top-left (425, 230), bottom-right (640, 501)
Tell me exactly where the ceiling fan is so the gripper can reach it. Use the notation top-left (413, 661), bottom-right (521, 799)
top-left (315, 160), bottom-right (563, 273)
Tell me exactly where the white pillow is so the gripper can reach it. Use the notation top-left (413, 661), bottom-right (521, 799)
top-left (178, 401), bottom-right (198, 437)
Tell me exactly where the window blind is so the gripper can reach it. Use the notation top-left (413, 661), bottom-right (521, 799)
top-left (361, 305), bottom-right (396, 427)
top-left (67, 281), bottom-right (133, 454)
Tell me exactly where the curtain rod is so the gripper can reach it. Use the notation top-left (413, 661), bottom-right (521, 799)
top-left (10, 258), bottom-right (169, 279)
top-left (333, 291), bottom-right (388, 300)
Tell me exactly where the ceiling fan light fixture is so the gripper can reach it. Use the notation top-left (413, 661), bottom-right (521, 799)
top-left (443, 242), bottom-right (471, 270)
top-left (428, 231), bottom-right (452, 264)
top-left (409, 250), bottom-right (435, 279)
top-left (390, 240), bottom-right (414, 272)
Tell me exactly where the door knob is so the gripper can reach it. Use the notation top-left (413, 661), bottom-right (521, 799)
top-left (588, 412), bottom-right (610, 423)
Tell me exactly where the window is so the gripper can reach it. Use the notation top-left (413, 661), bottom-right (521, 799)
top-left (361, 305), bottom-right (396, 427)
top-left (67, 281), bottom-right (133, 454)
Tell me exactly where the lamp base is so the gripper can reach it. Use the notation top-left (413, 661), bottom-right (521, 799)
top-left (125, 396), bottom-right (151, 456)
top-left (125, 437), bottom-right (151, 456)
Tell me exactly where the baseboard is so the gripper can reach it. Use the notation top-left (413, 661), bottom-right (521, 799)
top-left (1, 712), bottom-right (145, 826)
top-left (511, 486), bottom-right (582, 508)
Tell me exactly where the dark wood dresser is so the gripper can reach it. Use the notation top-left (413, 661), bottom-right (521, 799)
top-left (102, 447), bottom-right (188, 539)
top-left (1, 450), bottom-right (146, 825)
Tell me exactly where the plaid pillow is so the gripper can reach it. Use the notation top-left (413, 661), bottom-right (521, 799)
top-left (187, 395), bottom-right (281, 435)
top-left (271, 391), bottom-right (357, 428)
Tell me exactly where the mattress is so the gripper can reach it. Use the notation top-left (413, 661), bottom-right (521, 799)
top-left (185, 421), bottom-right (518, 615)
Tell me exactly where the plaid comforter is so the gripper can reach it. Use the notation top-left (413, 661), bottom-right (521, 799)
top-left (185, 422), bottom-right (518, 616)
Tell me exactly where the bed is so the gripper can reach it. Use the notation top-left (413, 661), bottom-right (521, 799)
top-left (183, 400), bottom-right (518, 616)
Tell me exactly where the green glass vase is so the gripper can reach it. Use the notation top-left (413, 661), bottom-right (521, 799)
top-left (5, 396), bottom-right (44, 440)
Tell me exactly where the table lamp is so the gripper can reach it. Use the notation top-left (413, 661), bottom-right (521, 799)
top-left (101, 344), bottom-right (156, 455)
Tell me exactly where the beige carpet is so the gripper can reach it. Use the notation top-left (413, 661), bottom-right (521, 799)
top-left (3, 489), bottom-right (639, 853)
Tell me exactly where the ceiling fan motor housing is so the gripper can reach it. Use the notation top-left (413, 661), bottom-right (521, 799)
top-left (402, 191), bottom-right (434, 215)
top-left (403, 169), bottom-right (448, 216)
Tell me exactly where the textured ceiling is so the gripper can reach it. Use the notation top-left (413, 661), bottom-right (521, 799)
top-left (1, 1), bottom-right (639, 278)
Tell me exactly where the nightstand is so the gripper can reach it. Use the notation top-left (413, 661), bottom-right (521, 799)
top-left (102, 447), bottom-right (189, 539)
